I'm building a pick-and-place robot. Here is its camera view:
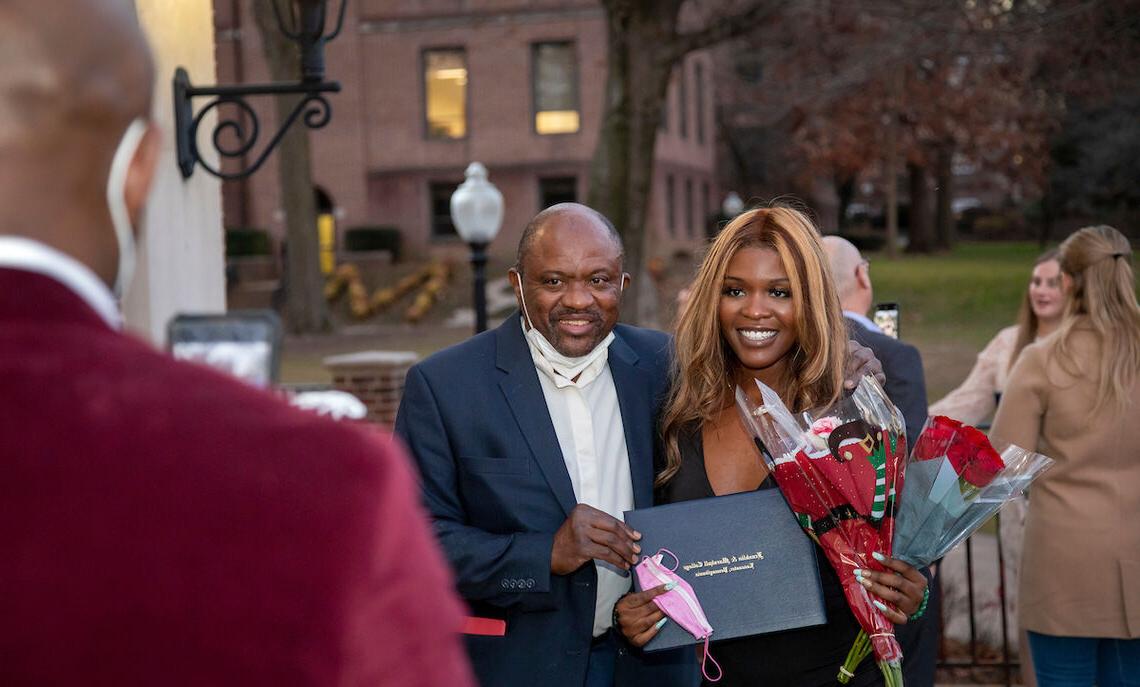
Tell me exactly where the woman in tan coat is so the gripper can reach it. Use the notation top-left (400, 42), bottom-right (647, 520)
top-left (992, 225), bottom-right (1140, 685)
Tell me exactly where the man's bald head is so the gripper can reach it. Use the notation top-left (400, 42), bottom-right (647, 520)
top-left (822, 235), bottom-right (872, 314)
top-left (0, 0), bottom-right (153, 152)
top-left (0, 0), bottom-right (158, 287)
top-left (515, 203), bottom-right (624, 275)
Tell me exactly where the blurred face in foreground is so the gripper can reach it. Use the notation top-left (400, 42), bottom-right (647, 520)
top-left (511, 209), bottom-right (627, 357)
top-left (1029, 259), bottom-right (1064, 322)
top-left (719, 246), bottom-right (798, 387)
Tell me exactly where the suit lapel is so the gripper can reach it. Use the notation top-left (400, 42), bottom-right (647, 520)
top-left (496, 315), bottom-right (578, 516)
top-left (608, 333), bottom-right (655, 510)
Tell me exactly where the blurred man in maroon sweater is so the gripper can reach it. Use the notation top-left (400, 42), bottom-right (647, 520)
top-left (0, 2), bottom-right (473, 685)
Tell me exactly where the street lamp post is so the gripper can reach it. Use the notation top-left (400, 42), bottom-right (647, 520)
top-left (450, 162), bottom-right (504, 334)
top-left (722, 192), bottom-right (745, 218)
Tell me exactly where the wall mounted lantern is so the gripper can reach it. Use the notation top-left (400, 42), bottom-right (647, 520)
top-left (173, 0), bottom-right (346, 180)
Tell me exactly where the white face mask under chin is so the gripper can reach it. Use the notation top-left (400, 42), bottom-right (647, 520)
top-left (517, 281), bottom-right (620, 381)
top-left (106, 118), bottom-right (148, 299)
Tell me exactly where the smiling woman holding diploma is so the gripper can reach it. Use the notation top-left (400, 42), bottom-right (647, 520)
top-left (614, 207), bottom-right (926, 686)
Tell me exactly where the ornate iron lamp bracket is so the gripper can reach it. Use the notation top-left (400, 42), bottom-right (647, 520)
top-left (173, 0), bottom-right (346, 180)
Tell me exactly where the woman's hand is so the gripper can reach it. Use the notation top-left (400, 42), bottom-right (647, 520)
top-left (614, 585), bottom-right (671, 647)
top-left (854, 553), bottom-right (928, 624)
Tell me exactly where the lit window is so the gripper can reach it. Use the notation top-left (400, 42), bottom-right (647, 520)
top-left (533, 42), bottom-right (579, 134)
top-left (424, 49), bottom-right (467, 139)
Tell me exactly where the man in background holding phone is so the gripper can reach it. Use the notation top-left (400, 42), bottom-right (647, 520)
top-left (823, 237), bottom-right (927, 445)
top-left (824, 236), bottom-right (939, 687)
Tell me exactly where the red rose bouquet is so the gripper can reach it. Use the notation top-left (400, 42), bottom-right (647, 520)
top-left (840, 416), bottom-right (1052, 680)
top-left (736, 376), bottom-right (908, 687)
top-left (892, 415), bottom-right (1053, 569)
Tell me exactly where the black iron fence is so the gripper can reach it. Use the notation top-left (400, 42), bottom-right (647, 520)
top-left (936, 511), bottom-right (1024, 686)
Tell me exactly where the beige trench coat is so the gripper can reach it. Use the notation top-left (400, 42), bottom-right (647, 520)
top-left (992, 323), bottom-right (1140, 639)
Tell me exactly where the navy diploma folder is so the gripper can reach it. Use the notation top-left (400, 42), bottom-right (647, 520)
top-left (623, 489), bottom-right (826, 651)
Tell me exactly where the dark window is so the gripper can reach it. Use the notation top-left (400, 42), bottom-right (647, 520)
top-left (424, 48), bottom-right (467, 139)
top-left (685, 178), bottom-right (694, 238)
top-left (666, 175), bottom-right (676, 237)
top-left (429, 181), bottom-right (461, 238)
top-left (660, 83), bottom-right (669, 132)
top-left (533, 42), bottom-right (579, 134)
top-left (539, 177), bottom-right (577, 208)
top-left (678, 63), bottom-right (688, 140)
top-left (702, 182), bottom-right (711, 237)
top-left (735, 54), bottom-right (764, 84)
top-left (695, 62), bottom-right (706, 145)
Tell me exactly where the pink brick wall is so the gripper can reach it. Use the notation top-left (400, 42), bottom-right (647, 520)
top-left (214, 1), bottom-right (718, 262)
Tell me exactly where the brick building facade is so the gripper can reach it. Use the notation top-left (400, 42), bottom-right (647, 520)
top-left (213, 1), bottom-right (718, 263)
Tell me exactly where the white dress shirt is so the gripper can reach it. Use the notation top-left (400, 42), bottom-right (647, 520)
top-left (843, 309), bottom-right (881, 335)
top-left (525, 327), bottom-right (635, 638)
top-left (0, 236), bottom-right (121, 329)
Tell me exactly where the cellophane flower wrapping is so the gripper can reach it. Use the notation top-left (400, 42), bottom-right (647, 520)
top-left (735, 376), bottom-right (908, 681)
top-left (892, 415), bottom-right (1054, 568)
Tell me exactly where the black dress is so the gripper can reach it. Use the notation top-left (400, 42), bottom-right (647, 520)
top-left (657, 426), bottom-right (883, 687)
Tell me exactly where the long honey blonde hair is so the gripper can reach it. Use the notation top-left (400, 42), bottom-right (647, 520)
top-left (658, 206), bottom-right (847, 486)
top-left (1053, 225), bottom-right (1140, 416)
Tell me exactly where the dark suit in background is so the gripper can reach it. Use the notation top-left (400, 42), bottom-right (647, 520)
top-left (395, 314), bottom-right (694, 687)
top-left (846, 316), bottom-right (940, 687)
top-left (845, 318), bottom-right (927, 449)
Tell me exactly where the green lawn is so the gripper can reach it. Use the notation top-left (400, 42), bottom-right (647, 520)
top-left (870, 242), bottom-right (1048, 348)
top-left (280, 241), bottom-right (1135, 405)
top-left (867, 242), bottom-right (1051, 402)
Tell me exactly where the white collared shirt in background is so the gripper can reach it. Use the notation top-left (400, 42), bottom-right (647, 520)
top-left (844, 310), bottom-right (881, 335)
top-left (0, 236), bottom-right (121, 329)
top-left (526, 330), bottom-right (635, 638)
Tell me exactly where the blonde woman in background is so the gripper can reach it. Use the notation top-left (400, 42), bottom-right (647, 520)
top-left (930, 248), bottom-right (1063, 423)
top-left (930, 248), bottom-right (1063, 685)
top-left (992, 225), bottom-right (1140, 686)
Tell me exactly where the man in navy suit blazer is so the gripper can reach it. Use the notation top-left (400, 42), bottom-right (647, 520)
top-left (825, 236), bottom-right (939, 687)
top-left (396, 205), bottom-right (695, 687)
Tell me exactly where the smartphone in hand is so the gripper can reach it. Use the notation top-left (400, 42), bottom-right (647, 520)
top-left (873, 302), bottom-right (900, 339)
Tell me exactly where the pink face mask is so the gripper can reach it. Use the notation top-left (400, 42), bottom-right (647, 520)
top-left (634, 548), bottom-right (722, 682)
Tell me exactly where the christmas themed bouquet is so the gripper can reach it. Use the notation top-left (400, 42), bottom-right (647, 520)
top-left (736, 376), bottom-right (908, 687)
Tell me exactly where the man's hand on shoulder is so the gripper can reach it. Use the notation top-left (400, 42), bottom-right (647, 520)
top-left (551, 504), bottom-right (642, 575)
top-left (845, 339), bottom-right (886, 390)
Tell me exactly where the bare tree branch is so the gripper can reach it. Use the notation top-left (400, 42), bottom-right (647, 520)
top-left (666, 0), bottom-right (790, 62)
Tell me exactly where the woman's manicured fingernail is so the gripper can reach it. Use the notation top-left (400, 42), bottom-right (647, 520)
top-left (664, 581), bottom-right (677, 591)
top-left (853, 568), bottom-right (864, 578)
top-left (873, 600), bottom-right (888, 613)
top-left (872, 551), bottom-right (887, 563)
top-left (654, 618), bottom-right (668, 630)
